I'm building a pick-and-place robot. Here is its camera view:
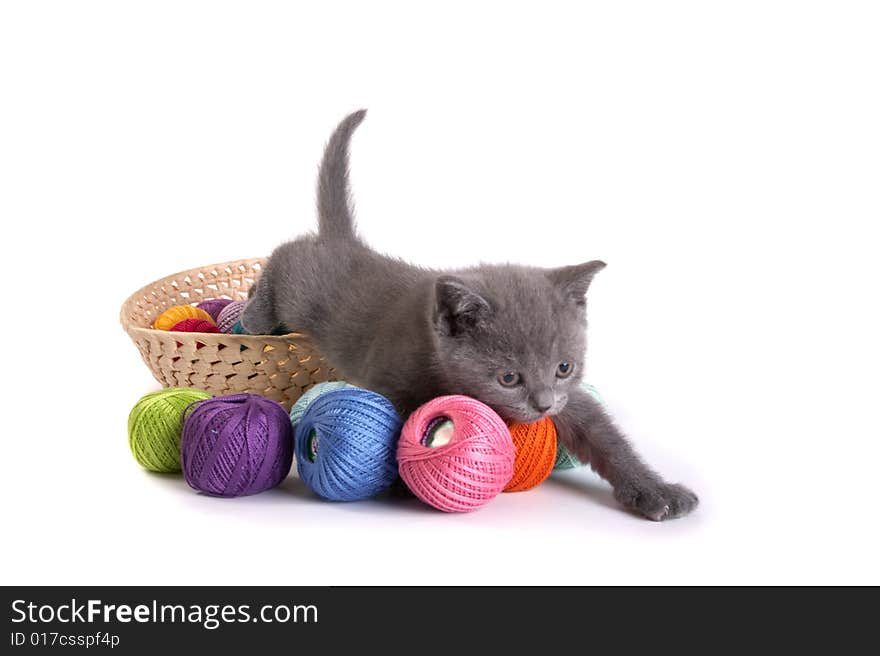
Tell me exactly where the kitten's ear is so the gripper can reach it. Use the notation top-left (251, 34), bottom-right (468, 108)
top-left (434, 276), bottom-right (493, 337)
top-left (548, 260), bottom-right (606, 306)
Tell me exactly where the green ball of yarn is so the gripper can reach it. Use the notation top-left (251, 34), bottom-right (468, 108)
top-left (554, 382), bottom-right (606, 471)
top-left (128, 388), bottom-right (212, 472)
top-left (553, 443), bottom-right (582, 470)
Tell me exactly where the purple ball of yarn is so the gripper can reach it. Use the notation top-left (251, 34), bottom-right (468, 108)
top-left (197, 298), bottom-right (234, 322)
top-left (181, 394), bottom-right (293, 497)
top-left (216, 300), bottom-right (246, 334)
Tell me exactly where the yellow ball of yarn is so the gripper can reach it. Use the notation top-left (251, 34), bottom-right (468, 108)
top-left (152, 305), bottom-right (215, 331)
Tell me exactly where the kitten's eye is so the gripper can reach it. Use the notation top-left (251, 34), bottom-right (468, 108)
top-left (498, 372), bottom-right (522, 387)
top-left (556, 362), bottom-right (574, 379)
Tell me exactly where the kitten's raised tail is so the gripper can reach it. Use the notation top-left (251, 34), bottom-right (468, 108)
top-left (316, 109), bottom-right (367, 242)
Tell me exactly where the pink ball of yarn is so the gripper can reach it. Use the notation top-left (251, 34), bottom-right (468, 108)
top-left (216, 300), bottom-right (246, 333)
top-left (397, 395), bottom-right (515, 513)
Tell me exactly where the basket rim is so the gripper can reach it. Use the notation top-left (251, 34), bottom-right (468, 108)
top-left (119, 256), bottom-right (315, 346)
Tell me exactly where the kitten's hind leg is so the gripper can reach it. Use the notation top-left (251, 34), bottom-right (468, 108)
top-left (553, 387), bottom-right (699, 521)
top-left (241, 278), bottom-right (279, 335)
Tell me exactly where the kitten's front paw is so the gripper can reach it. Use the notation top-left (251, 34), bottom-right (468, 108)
top-left (615, 481), bottom-right (699, 521)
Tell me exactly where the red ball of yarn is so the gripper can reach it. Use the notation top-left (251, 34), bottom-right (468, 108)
top-left (171, 318), bottom-right (220, 350)
top-left (171, 319), bottom-right (220, 333)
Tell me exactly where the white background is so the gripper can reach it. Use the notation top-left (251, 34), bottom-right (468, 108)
top-left (1, 1), bottom-right (878, 585)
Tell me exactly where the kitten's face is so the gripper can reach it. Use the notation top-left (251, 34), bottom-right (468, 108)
top-left (433, 262), bottom-right (604, 424)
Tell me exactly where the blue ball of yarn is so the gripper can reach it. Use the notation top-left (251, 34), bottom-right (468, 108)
top-left (295, 388), bottom-right (402, 501)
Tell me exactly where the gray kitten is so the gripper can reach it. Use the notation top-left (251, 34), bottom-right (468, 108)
top-left (243, 110), bottom-right (698, 520)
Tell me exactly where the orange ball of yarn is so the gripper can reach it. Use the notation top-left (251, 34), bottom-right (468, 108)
top-left (504, 417), bottom-right (558, 492)
top-left (152, 305), bottom-right (215, 331)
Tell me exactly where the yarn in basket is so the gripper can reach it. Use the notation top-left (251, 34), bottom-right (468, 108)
top-left (128, 387), bottom-right (212, 473)
top-left (153, 305), bottom-right (214, 331)
top-left (181, 394), bottom-right (293, 497)
top-left (397, 395), bottom-right (515, 513)
top-left (171, 318), bottom-right (220, 334)
top-left (197, 298), bottom-right (234, 322)
top-left (216, 300), bottom-right (246, 334)
top-left (120, 258), bottom-right (342, 409)
top-left (171, 318), bottom-right (219, 349)
top-left (504, 417), bottom-right (557, 492)
top-left (294, 388), bottom-right (402, 501)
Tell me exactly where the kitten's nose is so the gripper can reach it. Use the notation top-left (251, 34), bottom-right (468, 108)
top-left (531, 390), bottom-right (554, 413)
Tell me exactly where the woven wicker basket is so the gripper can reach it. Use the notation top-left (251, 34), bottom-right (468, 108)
top-left (120, 258), bottom-right (339, 410)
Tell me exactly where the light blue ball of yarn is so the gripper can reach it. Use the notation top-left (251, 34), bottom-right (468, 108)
top-left (294, 388), bottom-right (402, 501)
top-left (554, 382), bottom-right (606, 471)
top-left (290, 381), bottom-right (358, 428)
